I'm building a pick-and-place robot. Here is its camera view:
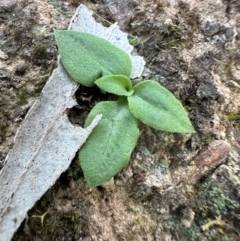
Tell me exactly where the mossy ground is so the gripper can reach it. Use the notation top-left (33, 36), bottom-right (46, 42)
top-left (0, 0), bottom-right (239, 240)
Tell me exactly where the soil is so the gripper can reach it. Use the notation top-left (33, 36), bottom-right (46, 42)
top-left (0, 0), bottom-right (240, 240)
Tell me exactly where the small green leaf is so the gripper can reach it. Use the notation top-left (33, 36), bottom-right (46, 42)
top-left (95, 75), bottom-right (134, 96)
top-left (54, 30), bottom-right (132, 87)
top-left (128, 80), bottom-right (195, 133)
top-left (79, 98), bottom-right (139, 187)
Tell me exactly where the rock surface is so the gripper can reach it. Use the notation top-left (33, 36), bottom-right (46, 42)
top-left (0, 0), bottom-right (239, 240)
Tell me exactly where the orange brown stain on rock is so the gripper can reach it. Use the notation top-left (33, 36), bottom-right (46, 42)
top-left (194, 141), bottom-right (231, 168)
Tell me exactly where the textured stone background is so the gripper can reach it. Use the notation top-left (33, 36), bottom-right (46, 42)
top-left (0, 0), bottom-right (240, 240)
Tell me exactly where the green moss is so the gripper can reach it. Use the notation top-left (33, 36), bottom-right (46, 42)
top-left (135, 218), bottom-right (141, 225)
top-left (204, 134), bottom-right (212, 143)
top-left (222, 235), bottom-right (229, 241)
top-left (225, 112), bottom-right (240, 121)
top-left (199, 177), bottom-right (239, 217)
top-left (63, 212), bottom-right (76, 224)
top-left (168, 219), bottom-right (202, 241)
top-left (16, 95), bottom-right (28, 106)
top-left (159, 159), bottom-right (170, 174)
top-left (128, 35), bottom-right (139, 46)
top-left (207, 187), bottom-right (239, 216)
top-left (179, 39), bottom-right (188, 47)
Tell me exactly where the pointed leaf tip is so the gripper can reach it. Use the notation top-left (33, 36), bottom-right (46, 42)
top-left (128, 80), bottom-right (195, 133)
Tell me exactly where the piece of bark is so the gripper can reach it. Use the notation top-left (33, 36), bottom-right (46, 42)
top-left (0, 5), bottom-right (145, 241)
